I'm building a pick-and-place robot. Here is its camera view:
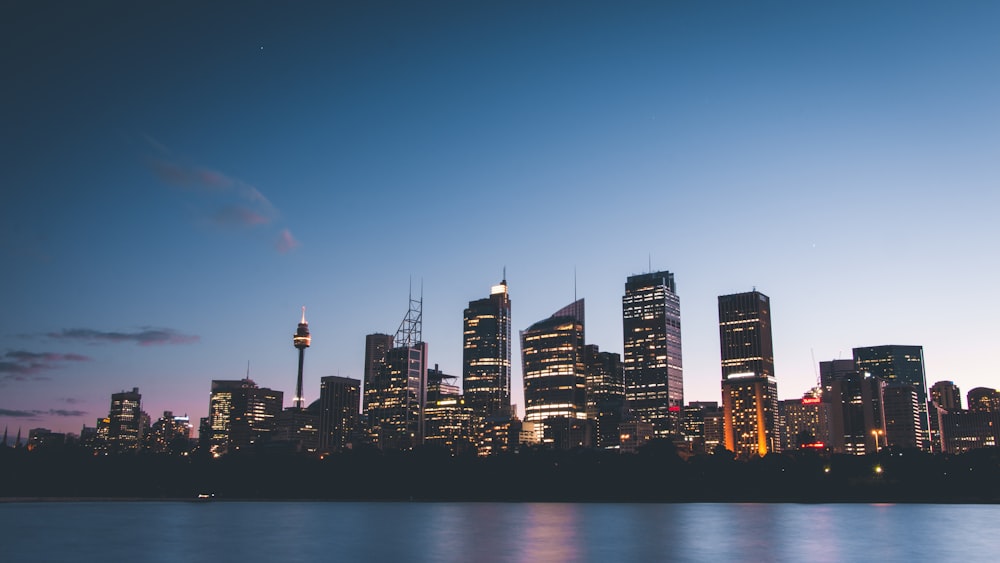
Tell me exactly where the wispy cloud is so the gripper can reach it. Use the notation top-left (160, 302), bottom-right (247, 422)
top-left (47, 327), bottom-right (199, 346)
top-left (0, 350), bottom-right (92, 382)
top-left (145, 141), bottom-right (297, 253)
top-left (0, 408), bottom-right (87, 418)
top-left (275, 229), bottom-right (300, 254)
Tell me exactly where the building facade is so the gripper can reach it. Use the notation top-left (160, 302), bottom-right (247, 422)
top-left (107, 387), bottom-right (143, 453)
top-left (820, 359), bottom-right (886, 455)
top-left (718, 291), bottom-right (779, 457)
top-left (318, 375), bottom-right (361, 452)
top-left (853, 345), bottom-right (929, 450)
top-left (583, 344), bottom-right (625, 449)
top-left (462, 278), bottom-right (512, 421)
top-left (207, 379), bottom-right (283, 455)
top-left (622, 271), bottom-right (683, 437)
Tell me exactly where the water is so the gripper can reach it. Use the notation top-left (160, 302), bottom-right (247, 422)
top-left (1, 502), bottom-right (997, 562)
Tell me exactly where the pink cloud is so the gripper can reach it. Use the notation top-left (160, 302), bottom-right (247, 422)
top-left (211, 205), bottom-right (271, 227)
top-left (275, 229), bottom-right (300, 253)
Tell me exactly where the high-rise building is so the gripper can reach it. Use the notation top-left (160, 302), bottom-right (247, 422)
top-left (292, 307), bottom-right (311, 409)
top-left (364, 290), bottom-right (427, 451)
top-left (318, 376), bottom-right (361, 452)
top-left (424, 366), bottom-right (475, 455)
top-left (930, 381), bottom-right (962, 412)
top-left (966, 387), bottom-right (1000, 413)
top-left (463, 278), bottom-right (512, 420)
top-left (853, 345), bottom-right (928, 450)
top-left (208, 379), bottom-right (282, 455)
top-left (882, 384), bottom-right (921, 449)
top-left (521, 299), bottom-right (587, 446)
top-left (779, 391), bottom-right (831, 450)
top-left (941, 410), bottom-right (1000, 454)
top-left (107, 387), bottom-right (143, 453)
top-left (147, 411), bottom-right (192, 454)
top-left (583, 344), bottom-right (625, 449)
top-left (622, 271), bottom-right (683, 436)
top-left (820, 360), bottom-right (886, 455)
top-left (718, 290), bottom-right (780, 457)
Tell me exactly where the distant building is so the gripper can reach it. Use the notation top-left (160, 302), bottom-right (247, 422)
top-left (318, 375), bottom-right (361, 452)
top-left (967, 387), bottom-right (1000, 413)
top-left (882, 384), bottom-right (922, 450)
top-left (619, 420), bottom-right (655, 454)
top-left (941, 410), bottom-right (1000, 454)
top-left (107, 387), bottom-right (143, 453)
top-left (462, 278), bottom-right (512, 420)
top-left (208, 379), bottom-right (283, 455)
top-left (273, 405), bottom-right (320, 453)
top-left (719, 291), bottom-right (780, 457)
top-left (424, 366), bottom-right (475, 455)
top-left (27, 428), bottom-right (66, 451)
top-left (930, 381), bottom-right (962, 412)
top-left (853, 345), bottom-right (928, 450)
top-left (622, 271), bottom-right (683, 437)
top-left (584, 344), bottom-right (625, 449)
top-left (820, 359), bottom-right (885, 455)
top-left (780, 391), bottom-right (831, 450)
top-left (147, 411), bottom-right (192, 454)
top-left (521, 299), bottom-right (587, 446)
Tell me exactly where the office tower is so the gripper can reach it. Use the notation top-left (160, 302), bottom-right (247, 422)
top-left (941, 410), bottom-right (1000, 454)
top-left (521, 299), bottom-right (588, 447)
top-left (853, 345), bottom-right (928, 450)
top-left (463, 277), bottom-right (512, 420)
top-left (318, 376), bottom-right (361, 452)
top-left (930, 381), bottom-right (962, 412)
top-left (364, 290), bottom-right (428, 450)
top-left (622, 271), bottom-right (683, 436)
top-left (424, 365), bottom-right (475, 454)
top-left (292, 307), bottom-right (312, 409)
top-left (966, 387), bottom-right (1000, 413)
top-left (107, 387), bottom-right (142, 453)
top-left (584, 344), bottom-right (625, 449)
top-left (718, 290), bottom-right (780, 457)
top-left (148, 411), bottom-right (192, 454)
top-left (682, 402), bottom-right (721, 454)
top-left (779, 390), bottom-right (831, 450)
top-left (208, 378), bottom-right (283, 455)
top-left (820, 359), bottom-right (886, 455)
top-left (882, 384), bottom-right (921, 449)
top-left (273, 405), bottom-right (320, 453)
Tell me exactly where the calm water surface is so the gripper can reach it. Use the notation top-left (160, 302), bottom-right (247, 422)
top-left (1, 502), bottom-right (996, 562)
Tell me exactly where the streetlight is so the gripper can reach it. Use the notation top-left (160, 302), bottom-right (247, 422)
top-left (871, 429), bottom-right (884, 454)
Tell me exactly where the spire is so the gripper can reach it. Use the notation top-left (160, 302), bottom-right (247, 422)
top-left (15, 427), bottom-right (21, 448)
top-left (2, 426), bottom-right (7, 448)
top-left (300, 306), bottom-right (307, 325)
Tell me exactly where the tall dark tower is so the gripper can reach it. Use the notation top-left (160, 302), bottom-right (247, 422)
top-left (463, 277), bottom-right (512, 420)
top-left (622, 271), bottom-right (683, 437)
top-left (293, 306), bottom-right (311, 409)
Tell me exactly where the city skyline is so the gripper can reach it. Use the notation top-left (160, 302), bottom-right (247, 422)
top-left (4, 2), bottom-right (1000, 436)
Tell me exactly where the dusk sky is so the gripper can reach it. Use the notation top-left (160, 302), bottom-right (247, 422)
top-left (3, 1), bottom-right (999, 437)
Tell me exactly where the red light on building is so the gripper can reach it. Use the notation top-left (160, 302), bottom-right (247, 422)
top-left (801, 397), bottom-right (821, 405)
top-left (800, 442), bottom-right (826, 449)
top-left (668, 406), bottom-right (681, 412)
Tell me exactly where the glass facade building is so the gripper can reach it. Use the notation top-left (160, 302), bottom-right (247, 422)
top-left (462, 279), bottom-right (512, 420)
top-left (853, 345), bottom-right (928, 451)
top-left (622, 271), bottom-right (683, 436)
top-left (318, 376), bottom-right (360, 452)
top-left (521, 299), bottom-right (587, 438)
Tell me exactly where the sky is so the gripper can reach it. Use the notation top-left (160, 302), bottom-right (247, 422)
top-left (3, 1), bottom-right (999, 438)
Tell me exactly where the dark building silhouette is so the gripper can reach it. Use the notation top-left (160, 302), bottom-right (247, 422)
top-left (318, 375), bottom-right (361, 452)
top-left (462, 278), bottom-right (512, 420)
top-left (583, 344), bottom-right (625, 449)
top-left (820, 359), bottom-right (886, 455)
top-left (966, 387), bottom-right (1000, 413)
top-left (107, 387), bottom-right (143, 453)
top-left (941, 410), bottom-right (1000, 454)
top-left (930, 381), bottom-right (962, 412)
top-left (147, 411), bottom-right (192, 454)
top-left (364, 290), bottom-right (427, 450)
top-left (622, 271), bottom-right (683, 437)
top-left (882, 384), bottom-right (921, 449)
top-left (208, 379), bottom-right (282, 455)
top-left (853, 345), bottom-right (928, 450)
top-left (521, 299), bottom-right (587, 447)
top-left (718, 290), bottom-right (779, 457)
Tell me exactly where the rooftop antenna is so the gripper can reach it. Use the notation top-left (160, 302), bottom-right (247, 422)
top-left (648, 253), bottom-right (652, 273)
top-left (574, 266), bottom-right (577, 302)
top-left (811, 348), bottom-right (819, 387)
top-left (502, 265), bottom-right (507, 284)
top-left (246, 360), bottom-right (250, 380)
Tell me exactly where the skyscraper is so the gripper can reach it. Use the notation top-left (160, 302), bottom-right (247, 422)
top-left (107, 387), bottom-right (142, 453)
top-left (292, 307), bottom-right (311, 409)
top-left (820, 359), bottom-right (885, 455)
top-left (208, 378), bottom-right (283, 455)
top-left (853, 345), bottom-right (928, 450)
top-left (718, 290), bottom-right (780, 457)
top-left (966, 387), bottom-right (1000, 413)
top-left (622, 271), bottom-right (683, 436)
top-left (521, 299), bottom-right (587, 444)
top-left (583, 344), bottom-right (625, 449)
top-left (318, 376), bottom-right (361, 452)
top-left (363, 290), bottom-right (428, 450)
top-left (462, 277), bottom-right (512, 420)
top-left (930, 381), bottom-right (962, 412)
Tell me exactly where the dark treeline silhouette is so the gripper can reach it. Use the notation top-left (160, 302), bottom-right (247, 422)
top-left (3, 441), bottom-right (1000, 503)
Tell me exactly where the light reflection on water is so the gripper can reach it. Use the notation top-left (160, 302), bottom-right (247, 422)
top-left (1, 501), bottom-right (998, 562)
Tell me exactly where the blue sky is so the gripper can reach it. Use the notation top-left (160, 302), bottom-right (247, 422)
top-left (3, 1), bottom-right (999, 437)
